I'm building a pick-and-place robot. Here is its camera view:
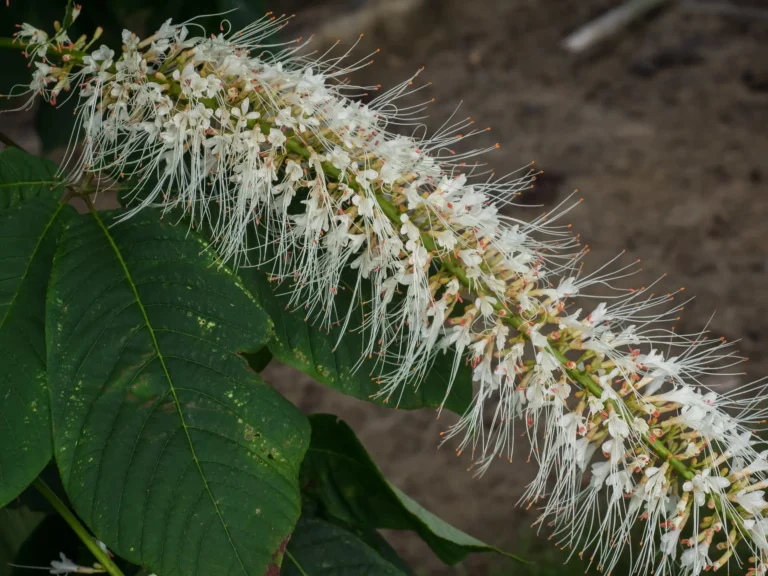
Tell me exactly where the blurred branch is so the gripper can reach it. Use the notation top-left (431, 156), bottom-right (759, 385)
top-left (563, 0), bottom-right (670, 53)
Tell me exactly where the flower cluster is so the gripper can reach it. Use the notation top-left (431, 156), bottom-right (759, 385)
top-left (8, 5), bottom-right (87, 106)
top-left (9, 12), bottom-right (768, 575)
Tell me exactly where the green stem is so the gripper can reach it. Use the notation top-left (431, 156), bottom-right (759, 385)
top-left (33, 478), bottom-right (126, 576)
top-left (0, 37), bottom-right (87, 60)
top-left (0, 38), bottom-right (23, 51)
top-left (285, 551), bottom-right (309, 576)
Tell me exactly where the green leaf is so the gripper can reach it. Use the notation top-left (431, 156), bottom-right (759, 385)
top-left (281, 517), bottom-right (407, 576)
top-left (46, 209), bottom-right (310, 576)
top-left (300, 415), bottom-right (524, 566)
top-left (0, 147), bottom-right (66, 208)
top-left (239, 269), bottom-right (473, 415)
top-left (0, 148), bottom-right (73, 506)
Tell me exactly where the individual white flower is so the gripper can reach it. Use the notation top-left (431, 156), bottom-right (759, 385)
top-left (735, 490), bottom-right (768, 514)
top-left (231, 98), bottom-right (260, 127)
top-left (606, 411), bottom-right (630, 439)
top-left (660, 529), bottom-right (681, 559)
top-left (744, 517), bottom-right (768, 554)
top-left (587, 395), bottom-right (605, 415)
top-left (399, 214), bottom-right (421, 242)
top-left (681, 442), bottom-right (700, 459)
top-left (658, 386), bottom-right (716, 410)
top-left (267, 128), bottom-right (286, 149)
top-left (458, 249), bottom-right (483, 268)
top-left (680, 542), bottom-right (711, 575)
top-left (632, 416), bottom-right (649, 436)
top-left (82, 45), bottom-right (115, 74)
top-left (284, 159), bottom-right (303, 182)
top-left (16, 23), bottom-right (48, 44)
top-left (329, 146), bottom-right (351, 171)
top-left (49, 553), bottom-right (80, 575)
top-left (643, 465), bottom-right (669, 508)
top-left (746, 451), bottom-right (768, 474)
top-left (354, 168), bottom-right (378, 191)
top-left (435, 229), bottom-right (457, 250)
top-left (682, 468), bottom-right (731, 506)
top-left (605, 468), bottom-right (634, 501)
top-left (602, 438), bottom-right (623, 465)
top-left (351, 194), bottom-right (374, 218)
top-left (475, 295), bottom-right (497, 318)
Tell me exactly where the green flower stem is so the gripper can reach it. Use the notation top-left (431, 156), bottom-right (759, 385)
top-left (0, 38), bottom-right (23, 51)
top-left (0, 37), bottom-right (87, 61)
top-left (33, 478), bottom-right (126, 576)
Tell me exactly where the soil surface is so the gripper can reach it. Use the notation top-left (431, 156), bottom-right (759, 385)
top-left (264, 1), bottom-right (768, 574)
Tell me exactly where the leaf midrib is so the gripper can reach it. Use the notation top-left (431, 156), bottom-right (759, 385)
top-left (0, 180), bottom-right (61, 189)
top-left (89, 210), bottom-right (249, 576)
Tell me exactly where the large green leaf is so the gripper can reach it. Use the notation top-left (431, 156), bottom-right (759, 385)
top-left (47, 209), bottom-right (310, 576)
top-left (300, 415), bottom-right (523, 566)
top-left (0, 147), bottom-right (73, 506)
top-left (281, 517), bottom-right (407, 576)
top-left (239, 269), bottom-right (472, 415)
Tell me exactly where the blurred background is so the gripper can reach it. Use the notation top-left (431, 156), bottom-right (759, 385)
top-left (2, 0), bottom-right (768, 574)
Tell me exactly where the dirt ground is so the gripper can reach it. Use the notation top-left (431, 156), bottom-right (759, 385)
top-left (261, 0), bottom-right (768, 574)
top-left (3, 0), bottom-right (768, 573)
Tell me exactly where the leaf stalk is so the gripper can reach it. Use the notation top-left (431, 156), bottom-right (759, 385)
top-left (33, 478), bottom-right (126, 576)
